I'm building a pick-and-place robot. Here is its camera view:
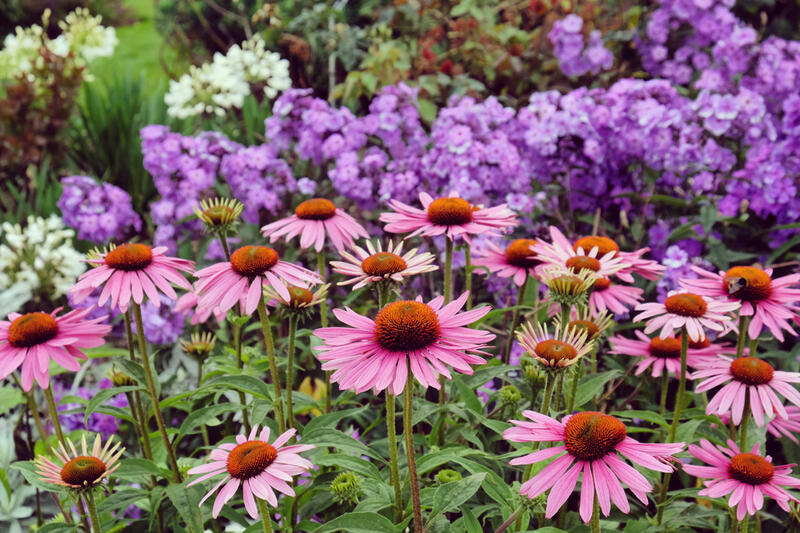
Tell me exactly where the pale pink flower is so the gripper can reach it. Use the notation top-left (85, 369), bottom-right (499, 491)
top-left (504, 411), bottom-right (684, 523)
top-left (472, 239), bottom-right (541, 286)
top-left (535, 226), bottom-right (630, 279)
top-left (767, 406), bottom-right (800, 444)
top-left (329, 240), bottom-right (437, 290)
top-left (175, 290), bottom-right (226, 324)
top-left (680, 265), bottom-right (800, 342)
top-left (260, 198), bottom-right (369, 252)
top-left (380, 191), bottom-right (517, 243)
top-left (0, 307), bottom-right (110, 390)
top-left (589, 278), bottom-right (644, 315)
top-left (313, 292), bottom-right (494, 395)
top-left (634, 290), bottom-right (739, 342)
top-left (683, 439), bottom-right (800, 520)
top-left (693, 355), bottom-right (800, 426)
top-left (36, 434), bottom-right (123, 489)
top-left (187, 426), bottom-right (314, 519)
top-left (608, 330), bottom-right (720, 378)
top-left (70, 243), bottom-right (194, 313)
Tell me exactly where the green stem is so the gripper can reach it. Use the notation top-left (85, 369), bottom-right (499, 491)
top-left (318, 251), bottom-right (332, 414)
top-left (739, 396), bottom-right (751, 450)
top-left (591, 493), bottom-right (600, 533)
top-left (132, 302), bottom-right (182, 482)
top-left (84, 490), bottom-right (101, 533)
top-left (255, 498), bottom-right (274, 533)
top-left (444, 238), bottom-right (453, 304)
top-left (565, 363), bottom-right (582, 414)
top-left (404, 362), bottom-right (423, 533)
top-left (219, 233), bottom-right (231, 262)
top-left (736, 315), bottom-right (750, 359)
top-left (197, 360), bottom-right (210, 448)
top-left (43, 387), bottom-right (65, 445)
top-left (656, 327), bottom-right (688, 524)
top-left (740, 514), bottom-right (749, 533)
top-left (124, 311), bottom-right (154, 460)
top-left (503, 276), bottom-right (528, 365)
top-left (256, 296), bottom-right (286, 434)
top-left (553, 372), bottom-right (564, 413)
top-left (386, 393), bottom-right (402, 523)
top-left (286, 315), bottom-right (298, 430)
top-left (464, 245), bottom-right (472, 310)
top-left (24, 389), bottom-right (48, 441)
top-left (659, 372), bottom-right (669, 418)
top-left (233, 322), bottom-right (251, 433)
top-left (560, 303), bottom-right (571, 327)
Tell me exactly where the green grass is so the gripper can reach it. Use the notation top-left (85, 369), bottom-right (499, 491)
top-left (90, 0), bottom-right (186, 87)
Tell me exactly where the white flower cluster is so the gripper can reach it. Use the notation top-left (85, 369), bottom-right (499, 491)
top-left (0, 8), bottom-right (117, 82)
top-left (0, 216), bottom-right (86, 316)
top-left (165, 34), bottom-right (291, 119)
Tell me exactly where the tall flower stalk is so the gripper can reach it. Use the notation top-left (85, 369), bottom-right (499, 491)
top-left (404, 359), bottom-right (423, 533)
top-left (256, 295), bottom-right (286, 434)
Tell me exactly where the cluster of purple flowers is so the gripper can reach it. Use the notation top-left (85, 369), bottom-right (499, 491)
top-left (55, 378), bottom-right (128, 438)
top-left (58, 176), bottom-right (141, 244)
top-left (548, 14), bottom-right (613, 77)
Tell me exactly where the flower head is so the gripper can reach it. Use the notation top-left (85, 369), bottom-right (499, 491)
top-left (69, 243), bottom-right (194, 313)
top-left (379, 191), bottom-right (517, 243)
top-left (0, 307), bottom-right (110, 390)
top-left (472, 238), bottom-right (540, 286)
top-left (313, 291), bottom-right (494, 395)
top-left (260, 198), bottom-right (369, 252)
top-left (180, 331), bottom-right (216, 359)
top-left (504, 411), bottom-right (684, 523)
top-left (680, 265), bottom-right (800, 342)
top-left (634, 290), bottom-right (739, 341)
top-left (536, 227), bottom-right (630, 279)
top-left (517, 321), bottom-right (594, 368)
top-left (187, 426), bottom-right (314, 518)
top-left (608, 330), bottom-right (719, 379)
top-left (195, 197), bottom-right (244, 235)
top-left (693, 355), bottom-right (800, 426)
top-left (555, 306), bottom-right (614, 341)
top-left (767, 406), bottom-right (800, 444)
top-left (683, 439), bottom-right (800, 520)
top-left (571, 234), bottom-right (665, 282)
top-left (540, 266), bottom-right (598, 307)
top-left (194, 245), bottom-right (320, 316)
top-left (330, 240), bottom-right (437, 290)
top-left (264, 283), bottom-right (329, 320)
top-left (36, 434), bottom-right (123, 490)
top-left (588, 277), bottom-right (644, 316)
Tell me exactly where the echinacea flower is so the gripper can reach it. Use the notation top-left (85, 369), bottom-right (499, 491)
top-left (572, 235), bottom-right (665, 282)
top-left (35, 434), bottom-right (123, 490)
top-left (539, 266), bottom-right (598, 307)
top-left (379, 192), bottom-right (517, 243)
top-left (693, 355), bottom-right (800, 426)
top-left (187, 426), bottom-right (314, 518)
top-left (767, 406), bottom-right (800, 444)
top-left (260, 198), bottom-right (369, 252)
top-left (264, 283), bottom-right (329, 312)
top-left (680, 265), bottom-right (800, 342)
top-left (330, 240), bottom-right (437, 290)
top-left (70, 243), bottom-right (194, 313)
top-left (535, 227), bottom-right (630, 279)
top-left (516, 321), bottom-right (594, 368)
top-left (313, 291), bottom-right (494, 395)
top-left (588, 277), bottom-right (644, 316)
top-left (634, 290), bottom-right (739, 342)
top-left (608, 331), bottom-right (719, 378)
top-left (472, 239), bottom-right (541, 286)
top-left (0, 307), bottom-right (111, 390)
top-left (504, 411), bottom-right (684, 522)
top-left (683, 439), bottom-right (800, 520)
top-left (180, 331), bottom-right (216, 359)
top-left (555, 306), bottom-right (614, 341)
top-left (195, 197), bottom-right (244, 235)
top-left (174, 289), bottom-right (227, 325)
top-left (194, 245), bottom-right (320, 316)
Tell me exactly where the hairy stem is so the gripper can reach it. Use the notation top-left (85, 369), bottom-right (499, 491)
top-left (257, 296), bottom-right (286, 434)
top-left (503, 276), bottom-right (528, 365)
top-left (386, 393), bottom-right (402, 523)
top-left (404, 362), bottom-right (423, 533)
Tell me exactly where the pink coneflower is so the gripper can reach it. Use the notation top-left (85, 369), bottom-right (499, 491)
top-left (571, 235), bottom-right (665, 282)
top-left (70, 243), bottom-right (194, 313)
top-left (535, 227), bottom-right (630, 279)
top-left (260, 198), bottom-right (369, 252)
top-left (767, 406), bottom-right (800, 444)
top-left (187, 426), bottom-right (314, 518)
top-left (175, 290), bottom-right (226, 325)
top-left (504, 411), bottom-right (684, 522)
top-left (634, 290), bottom-right (739, 342)
top-left (472, 239), bottom-right (541, 286)
top-left (608, 331), bottom-right (719, 378)
top-left (589, 277), bottom-right (643, 315)
top-left (683, 439), bottom-right (800, 520)
top-left (379, 192), bottom-right (517, 243)
top-left (329, 240), bottom-right (437, 290)
top-left (693, 355), bottom-right (800, 426)
top-left (313, 291), bottom-right (494, 394)
top-left (516, 321), bottom-right (594, 368)
top-left (680, 265), bottom-right (800, 342)
top-left (0, 307), bottom-right (111, 390)
top-left (194, 245), bottom-right (320, 316)
top-left (35, 434), bottom-right (123, 489)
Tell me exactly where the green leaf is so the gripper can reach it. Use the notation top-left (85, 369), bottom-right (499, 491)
top-left (303, 429), bottom-right (385, 463)
top-left (11, 461), bottom-right (54, 491)
top-left (453, 375), bottom-right (482, 413)
top-left (310, 512), bottom-right (401, 533)
top-left (114, 358), bottom-right (146, 387)
top-left (200, 375), bottom-right (272, 400)
top-left (427, 473), bottom-right (486, 525)
top-left (166, 483), bottom-right (205, 533)
top-left (610, 410), bottom-right (668, 428)
top-left (313, 453), bottom-right (382, 480)
top-left (98, 488), bottom-right (149, 514)
top-left (0, 386), bottom-right (25, 415)
top-left (115, 458), bottom-right (171, 482)
top-left (303, 407), bottom-right (367, 435)
top-left (36, 523), bottom-right (79, 533)
top-left (573, 370), bottom-right (620, 408)
top-left (175, 403), bottom-right (243, 444)
top-left (85, 385), bottom-right (141, 426)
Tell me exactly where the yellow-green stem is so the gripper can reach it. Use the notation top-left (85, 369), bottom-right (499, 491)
top-left (437, 239), bottom-right (455, 445)
top-left (464, 245), bottom-right (472, 310)
top-left (317, 251), bottom-right (332, 413)
top-left (404, 362), bottom-right (423, 533)
top-left (286, 315), bottom-right (298, 430)
top-left (219, 233), bottom-right (232, 262)
top-left (553, 372), bottom-right (564, 413)
top-left (736, 315), bottom-right (750, 358)
top-left (233, 322), bottom-right (251, 433)
top-left (43, 387), bottom-right (65, 445)
top-left (132, 302), bottom-right (182, 482)
top-left (739, 397), bottom-right (751, 450)
top-left (24, 389), bottom-right (48, 441)
top-left (386, 393), bottom-right (402, 523)
top-left (197, 360), bottom-right (210, 448)
top-left (591, 494), bottom-right (600, 533)
top-left (659, 372), bottom-right (669, 417)
top-left (256, 296), bottom-right (286, 434)
top-left (503, 276), bottom-right (528, 365)
top-left (124, 312), bottom-right (154, 460)
top-left (256, 498), bottom-right (274, 533)
top-left (84, 490), bottom-right (101, 533)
